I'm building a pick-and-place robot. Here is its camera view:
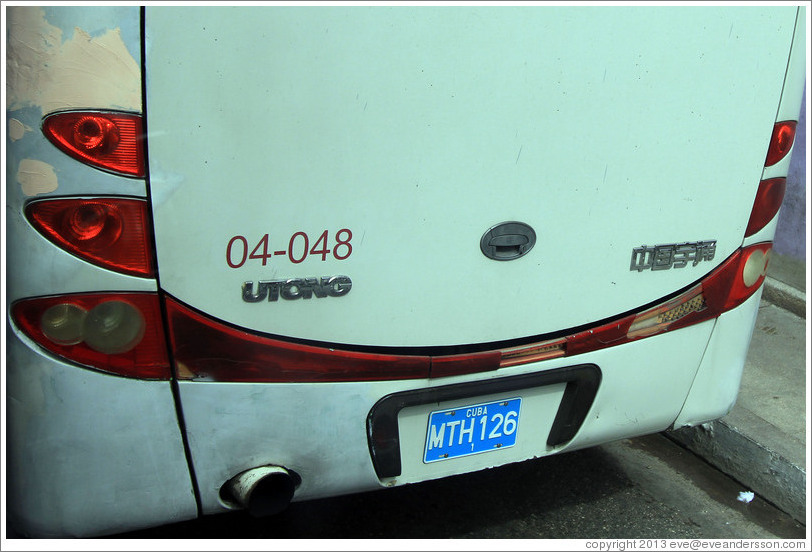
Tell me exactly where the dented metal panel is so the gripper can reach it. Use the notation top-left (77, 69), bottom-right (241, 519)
top-left (6, 329), bottom-right (198, 537)
top-left (5, 7), bottom-right (195, 537)
top-left (671, 291), bottom-right (764, 429)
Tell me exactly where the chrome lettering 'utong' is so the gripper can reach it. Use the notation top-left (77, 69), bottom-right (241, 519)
top-left (630, 241), bottom-right (717, 272)
top-left (242, 276), bottom-right (352, 302)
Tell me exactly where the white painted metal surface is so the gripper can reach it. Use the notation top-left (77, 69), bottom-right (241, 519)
top-left (672, 291), bottom-right (765, 429)
top-left (145, 7), bottom-right (797, 346)
top-left (5, 6), bottom-right (195, 537)
top-left (5, 5), bottom-right (805, 538)
top-left (5, 329), bottom-right (197, 537)
top-left (177, 315), bottom-right (719, 514)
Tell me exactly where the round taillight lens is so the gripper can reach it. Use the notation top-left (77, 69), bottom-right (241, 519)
top-left (63, 202), bottom-right (124, 250)
top-left (84, 300), bottom-right (146, 355)
top-left (40, 303), bottom-right (88, 346)
top-left (73, 116), bottom-right (120, 153)
top-left (742, 247), bottom-right (771, 288)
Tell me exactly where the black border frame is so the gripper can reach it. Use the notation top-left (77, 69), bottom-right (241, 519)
top-left (366, 364), bottom-right (602, 479)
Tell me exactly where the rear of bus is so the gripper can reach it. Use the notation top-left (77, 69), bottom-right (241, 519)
top-left (5, 5), bottom-right (806, 537)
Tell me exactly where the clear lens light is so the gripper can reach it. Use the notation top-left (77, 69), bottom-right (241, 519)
top-left (627, 289), bottom-right (706, 339)
top-left (742, 249), bottom-right (770, 288)
top-left (40, 304), bottom-right (87, 346)
top-left (84, 301), bottom-right (146, 354)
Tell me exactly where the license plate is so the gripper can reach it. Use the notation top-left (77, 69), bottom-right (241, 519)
top-left (423, 397), bottom-right (521, 463)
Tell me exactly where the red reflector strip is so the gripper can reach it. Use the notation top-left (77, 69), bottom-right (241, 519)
top-left (26, 198), bottom-right (154, 277)
top-left (166, 299), bottom-right (430, 382)
top-left (764, 121), bottom-right (797, 167)
top-left (165, 244), bottom-right (770, 382)
top-left (42, 111), bottom-right (145, 177)
top-left (744, 178), bottom-right (786, 238)
top-left (11, 293), bottom-right (170, 380)
top-left (429, 350), bottom-right (502, 378)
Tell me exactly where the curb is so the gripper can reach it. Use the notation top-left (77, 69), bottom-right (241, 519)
top-left (664, 280), bottom-right (807, 523)
top-left (666, 420), bottom-right (806, 523)
top-left (762, 276), bottom-right (806, 319)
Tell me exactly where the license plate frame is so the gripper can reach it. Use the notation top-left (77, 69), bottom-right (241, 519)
top-left (423, 397), bottom-right (522, 463)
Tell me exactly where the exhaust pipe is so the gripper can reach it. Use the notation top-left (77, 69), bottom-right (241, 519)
top-left (222, 465), bottom-right (299, 517)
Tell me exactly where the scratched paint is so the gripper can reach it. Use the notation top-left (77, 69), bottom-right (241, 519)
top-left (6, 6), bottom-right (141, 115)
top-left (18, 159), bottom-right (59, 196)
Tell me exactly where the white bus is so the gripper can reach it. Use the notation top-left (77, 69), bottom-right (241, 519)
top-left (5, 5), bottom-right (806, 537)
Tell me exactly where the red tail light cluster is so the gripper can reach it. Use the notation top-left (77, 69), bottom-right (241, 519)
top-left (166, 298), bottom-right (431, 382)
top-left (563, 242), bottom-right (770, 358)
top-left (164, 243), bottom-right (770, 383)
top-left (34, 112), bottom-right (152, 277)
top-left (19, 110), bottom-right (160, 379)
top-left (764, 121), bottom-right (797, 167)
top-left (12, 293), bottom-right (170, 380)
top-left (745, 178), bottom-right (787, 238)
top-left (16, 242), bottom-right (769, 382)
top-left (24, 107), bottom-right (777, 382)
top-left (26, 198), bottom-right (154, 277)
top-left (42, 111), bottom-right (145, 177)
top-left (745, 119), bottom-right (797, 238)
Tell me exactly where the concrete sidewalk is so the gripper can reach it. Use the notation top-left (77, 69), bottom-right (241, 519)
top-left (667, 252), bottom-right (807, 523)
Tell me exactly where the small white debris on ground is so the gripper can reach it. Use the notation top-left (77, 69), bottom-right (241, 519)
top-left (737, 491), bottom-right (755, 503)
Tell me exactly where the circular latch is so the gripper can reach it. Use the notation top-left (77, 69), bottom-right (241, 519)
top-left (480, 221), bottom-right (536, 261)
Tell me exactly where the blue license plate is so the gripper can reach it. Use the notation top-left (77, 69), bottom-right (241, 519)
top-left (423, 397), bottom-right (521, 463)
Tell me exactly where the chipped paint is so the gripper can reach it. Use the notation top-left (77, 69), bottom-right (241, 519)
top-left (6, 6), bottom-right (141, 115)
top-left (18, 159), bottom-right (58, 196)
top-left (8, 118), bottom-right (30, 141)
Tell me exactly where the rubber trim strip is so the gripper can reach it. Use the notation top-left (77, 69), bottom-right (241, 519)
top-left (366, 364), bottom-right (601, 479)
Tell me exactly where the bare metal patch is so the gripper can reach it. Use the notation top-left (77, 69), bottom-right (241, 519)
top-left (18, 159), bottom-right (58, 196)
top-left (6, 6), bottom-right (141, 114)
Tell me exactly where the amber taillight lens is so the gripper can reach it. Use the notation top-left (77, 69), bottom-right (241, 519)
top-left (26, 198), bottom-right (154, 277)
top-left (42, 111), bottom-right (145, 177)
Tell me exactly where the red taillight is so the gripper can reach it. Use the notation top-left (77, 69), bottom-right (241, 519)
top-left (166, 298), bottom-right (431, 382)
top-left (167, 296), bottom-right (508, 381)
top-left (744, 178), bottom-right (786, 238)
top-left (430, 350), bottom-right (502, 378)
top-left (563, 243), bottom-right (770, 359)
top-left (764, 121), bottom-right (797, 167)
top-left (710, 243), bottom-right (772, 312)
top-left (26, 198), bottom-right (154, 277)
top-left (11, 293), bottom-right (170, 380)
top-left (165, 244), bottom-right (770, 382)
top-left (42, 111), bottom-right (144, 177)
